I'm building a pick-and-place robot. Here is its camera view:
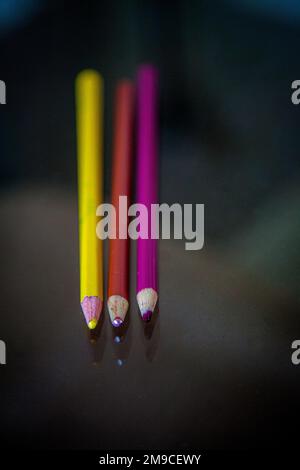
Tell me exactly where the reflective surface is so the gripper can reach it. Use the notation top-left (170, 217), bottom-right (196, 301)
top-left (0, 187), bottom-right (299, 449)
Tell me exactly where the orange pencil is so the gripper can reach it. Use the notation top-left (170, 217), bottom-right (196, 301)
top-left (107, 80), bottom-right (134, 327)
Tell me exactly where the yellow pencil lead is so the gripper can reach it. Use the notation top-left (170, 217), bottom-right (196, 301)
top-left (88, 318), bottom-right (98, 330)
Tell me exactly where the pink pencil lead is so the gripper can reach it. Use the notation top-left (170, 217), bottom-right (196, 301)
top-left (142, 311), bottom-right (152, 322)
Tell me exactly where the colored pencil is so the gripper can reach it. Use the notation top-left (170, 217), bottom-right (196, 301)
top-left (136, 64), bottom-right (159, 322)
top-left (107, 80), bottom-right (134, 327)
top-left (75, 69), bottom-right (104, 329)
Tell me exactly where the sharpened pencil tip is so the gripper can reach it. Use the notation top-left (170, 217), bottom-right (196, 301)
top-left (81, 296), bottom-right (102, 329)
top-left (88, 318), bottom-right (98, 330)
top-left (137, 288), bottom-right (158, 321)
top-left (142, 310), bottom-right (152, 322)
top-left (107, 295), bottom-right (129, 327)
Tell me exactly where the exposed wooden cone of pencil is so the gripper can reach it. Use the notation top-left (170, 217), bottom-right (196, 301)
top-left (81, 296), bottom-right (102, 330)
top-left (137, 288), bottom-right (158, 322)
top-left (107, 295), bottom-right (129, 327)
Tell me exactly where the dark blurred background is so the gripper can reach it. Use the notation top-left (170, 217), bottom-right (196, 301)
top-left (0, 0), bottom-right (300, 450)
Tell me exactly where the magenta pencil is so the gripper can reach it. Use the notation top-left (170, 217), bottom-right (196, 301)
top-left (136, 64), bottom-right (159, 322)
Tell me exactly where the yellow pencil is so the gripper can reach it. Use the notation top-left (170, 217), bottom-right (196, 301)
top-left (75, 69), bottom-right (104, 329)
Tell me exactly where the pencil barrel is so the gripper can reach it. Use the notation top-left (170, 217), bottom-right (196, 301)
top-left (136, 65), bottom-right (159, 294)
top-left (76, 70), bottom-right (104, 302)
top-left (108, 80), bottom-right (134, 300)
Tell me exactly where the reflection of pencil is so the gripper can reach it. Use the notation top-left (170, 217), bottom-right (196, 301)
top-left (108, 81), bottom-right (134, 327)
top-left (136, 65), bottom-right (159, 322)
top-left (76, 70), bottom-right (104, 329)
